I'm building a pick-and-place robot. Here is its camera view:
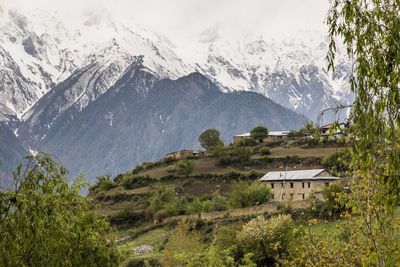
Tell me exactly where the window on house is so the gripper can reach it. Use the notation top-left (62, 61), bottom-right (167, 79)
top-left (290, 193), bottom-right (294, 199)
top-left (282, 194), bottom-right (285, 200)
top-left (302, 194), bottom-right (305, 200)
top-left (325, 182), bottom-right (330, 187)
top-left (308, 182), bottom-right (311, 188)
top-left (271, 183), bottom-right (274, 189)
top-left (302, 182), bottom-right (305, 188)
top-left (272, 194), bottom-right (275, 199)
top-left (290, 182), bottom-right (294, 188)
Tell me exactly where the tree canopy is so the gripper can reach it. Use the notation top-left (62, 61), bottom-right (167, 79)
top-left (250, 126), bottom-right (269, 143)
top-left (0, 152), bottom-right (121, 266)
top-left (288, 1), bottom-right (400, 265)
top-left (198, 129), bottom-right (224, 149)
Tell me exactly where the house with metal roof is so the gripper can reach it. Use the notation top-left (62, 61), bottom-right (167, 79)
top-left (233, 130), bottom-right (290, 144)
top-left (259, 169), bottom-right (340, 201)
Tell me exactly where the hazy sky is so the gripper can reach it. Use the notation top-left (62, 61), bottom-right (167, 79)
top-left (2, 0), bottom-right (330, 43)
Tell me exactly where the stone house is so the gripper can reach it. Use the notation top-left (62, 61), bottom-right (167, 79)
top-left (164, 149), bottom-right (203, 160)
top-left (259, 169), bottom-right (340, 201)
top-left (233, 131), bottom-right (290, 144)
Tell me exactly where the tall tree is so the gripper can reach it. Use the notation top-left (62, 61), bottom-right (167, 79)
top-left (0, 152), bottom-right (121, 266)
top-left (199, 129), bottom-right (224, 149)
top-left (250, 126), bottom-right (269, 143)
top-left (290, 1), bottom-right (400, 265)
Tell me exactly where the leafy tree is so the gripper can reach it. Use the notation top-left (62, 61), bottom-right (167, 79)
top-left (229, 181), bottom-right (273, 208)
top-left (237, 215), bottom-right (296, 266)
top-left (0, 152), bottom-right (121, 266)
top-left (250, 126), bottom-right (269, 143)
top-left (290, 1), bottom-right (400, 265)
top-left (199, 129), bottom-right (224, 149)
top-left (175, 159), bottom-right (195, 177)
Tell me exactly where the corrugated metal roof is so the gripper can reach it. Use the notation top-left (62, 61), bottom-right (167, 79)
top-left (234, 132), bottom-right (251, 137)
top-left (259, 169), bottom-right (339, 181)
top-left (234, 131), bottom-right (290, 137)
top-left (269, 131), bottom-right (290, 136)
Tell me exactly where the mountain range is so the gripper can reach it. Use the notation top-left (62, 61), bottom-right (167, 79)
top-left (0, 6), bottom-right (353, 184)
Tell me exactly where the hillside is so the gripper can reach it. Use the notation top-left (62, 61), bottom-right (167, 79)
top-left (30, 69), bottom-right (306, 181)
top-left (89, 137), bottom-right (347, 265)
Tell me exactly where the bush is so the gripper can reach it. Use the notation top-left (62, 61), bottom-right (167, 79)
top-left (175, 159), bottom-right (195, 177)
top-left (260, 147), bottom-right (271, 155)
top-left (120, 174), bottom-right (152, 189)
top-left (108, 208), bottom-right (145, 226)
top-left (125, 257), bottom-right (160, 267)
top-left (149, 187), bottom-right (178, 215)
top-left (229, 181), bottom-right (273, 208)
top-left (237, 215), bottom-right (296, 266)
top-left (238, 138), bottom-right (258, 147)
top-left (322, 149), bottom-right (351, 173)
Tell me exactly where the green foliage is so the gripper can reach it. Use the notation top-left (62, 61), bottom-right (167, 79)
top-left (199, 128), bottom-right (224, 149)
top-left (160, 220), bottom-right (204, 266)
top-left (237, 215), bottom-right (296, 266)
top-left (321, 149), bottom-right (351, 173)
top-left (238, 138), bottom-right (258, 147)
top-left (229, 181), bottom-right (273, 208)
top-left (148, 187), bottom-right (228, 217)
top-left (250, 126), bottom-right (269, 143)
top-left (91, 174), bottom-right (117, 193)
top-left (259, 147), bottom-right (271, 155)
top-left (0, 152), bottom-right (121, 266)
top-left (148, 187), bottom-right (178, 215)
top-left (288, 1), bottom-right (400, 265)
top-left (124, 257), bottom-right (160, 267)
top-left (175, 159), bottom-right (195, 177)
top-left (108, 208), bottom-right (146, 226)
top-left (214, 145), bottom-right (252, 167)
top-left (120, 174), bottom-right (152, 189)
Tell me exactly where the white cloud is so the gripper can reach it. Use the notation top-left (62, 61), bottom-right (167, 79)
top-left (1, 0), bottom-right (329, 43)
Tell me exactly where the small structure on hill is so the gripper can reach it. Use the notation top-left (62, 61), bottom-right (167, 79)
top-left (165, 149), bottom-right (203, 160)
top-left (233, 131), bottom-right (290, 144)
top-left (319, 123), bottom-right (347, 136)
top-left (259, 169), bottom-right (340, 201)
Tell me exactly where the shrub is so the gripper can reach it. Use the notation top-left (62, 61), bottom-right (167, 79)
top-left (175, 159), bottom-right (195, 177)
top-left (229, 181), bottom-right (273, 208)
top-left (120, 174), bottom-right (152, 189)
top-left (149, 187), bottom-right (178, 215)
top-left (238, 138), bottom-right (258, 147)
top-left (322, 149), bottom-right (351, 173)
top-left (260, 147), bottom-right (271, 155)
top-left (108, 208), bottom-right (145, 226)
top-left (160, 220), bottom-right (204, 267)
top-left (237, 215), bottom-right (296, 266)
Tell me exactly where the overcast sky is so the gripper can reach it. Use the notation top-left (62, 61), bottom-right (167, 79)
top-left (2, 0), bottom-right (330, 44)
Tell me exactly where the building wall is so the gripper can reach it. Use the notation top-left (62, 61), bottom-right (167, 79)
top-left (165, 150), bottom-right (194, 160)
top-left (233, 135), bottom-right (287, 144)
top-left (268, 179), bottom-right (333, 201)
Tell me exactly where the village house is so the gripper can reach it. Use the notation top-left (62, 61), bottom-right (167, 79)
top-left (259, 169), bottom-right (340, 201)
top-left (319, 123), bottom-right (347, 136)
top-left (233, 131), bottom-right (290, 144)
top-left (164, 149), bottom-right (203, 160)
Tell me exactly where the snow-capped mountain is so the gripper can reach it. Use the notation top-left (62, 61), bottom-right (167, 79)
top-left (0, 5), bottom-right (192, 123)
top-left (192, 35), bottom-right (353, 121)
top-left (0, 5), bottom-right (353, 125)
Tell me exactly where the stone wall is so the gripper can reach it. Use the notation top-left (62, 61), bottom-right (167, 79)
top-left (161, 200), bottom-right (307, 224)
